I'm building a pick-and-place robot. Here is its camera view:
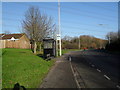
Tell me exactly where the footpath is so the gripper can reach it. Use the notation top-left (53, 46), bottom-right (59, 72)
top-left (40, 54), bottom-right (77, 88)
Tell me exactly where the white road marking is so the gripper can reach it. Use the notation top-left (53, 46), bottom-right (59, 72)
top-left (104, 75), bottom-right (111, 80)
top-left (70, 61), bottom-right (81, 88)
top-left (91, 65), bottom-right (95, 67)
top-left (97, 69), bottom-right (101, 72)
top-left (69, 56), bottom-right (71, 62)
top-left (116, 85), bottom-right (120, 89)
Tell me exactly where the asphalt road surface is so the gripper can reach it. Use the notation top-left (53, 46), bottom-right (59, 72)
top-left (69, 49), bottom-right (120, 88)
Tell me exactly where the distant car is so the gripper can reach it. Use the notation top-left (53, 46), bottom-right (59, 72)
top-left (83, 48), bottom-right (87, 50)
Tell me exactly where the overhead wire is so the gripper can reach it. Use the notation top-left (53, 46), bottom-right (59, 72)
top-left (2, 2), bottom-right (117, 38)
top-left (78, 3), bottom-right (117, 12)
top-left (7, 2), bottom-right (117, 22)
top-left (3, 16), bottom-right (116, 30)
top-left (61, 5), bottom-right (116, 18)
top-left (2, 23), bottom-right (114, 34)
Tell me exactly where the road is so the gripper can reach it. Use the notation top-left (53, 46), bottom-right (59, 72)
top-left (68, 49), bottom-right (120, 88)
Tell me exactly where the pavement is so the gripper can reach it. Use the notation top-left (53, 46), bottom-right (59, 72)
top-left (39, 49), bottom-right (120, 89)
top-left (40, 54), bottom-right (78, 88)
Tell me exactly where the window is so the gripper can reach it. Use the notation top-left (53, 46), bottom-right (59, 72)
top-left (44, 42), bottom-right (53, 49)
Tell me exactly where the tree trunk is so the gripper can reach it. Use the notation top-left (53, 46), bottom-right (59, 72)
top-left (39, 43), bottom-right (41, 52)
top-left (34, 41), bottom-right (37, 54)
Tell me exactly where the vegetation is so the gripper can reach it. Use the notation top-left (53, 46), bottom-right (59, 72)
top-left (62, 49), bottom-right (80, 55)
top-left (62, 35), bottom-right (107, 49)
top-left (0, 49), bottom-right (2, 89)
top-left (105, 31), bottom-right (120, 52)
top-left (22, 6), bottom-right (56, 54)
top-left (2, 48), bottom-right (55, 88)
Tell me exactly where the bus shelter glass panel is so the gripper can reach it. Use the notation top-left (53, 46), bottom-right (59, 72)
top-left (44, 41), bottom-right (53, 49)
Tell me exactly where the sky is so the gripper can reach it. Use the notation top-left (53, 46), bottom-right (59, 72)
top-left (1, 2), bottom-right (118, 39)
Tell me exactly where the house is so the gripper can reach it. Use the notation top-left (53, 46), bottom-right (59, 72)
top-left (0, 34), bottom-right (5, 48)
top-left (0, 33), bottom-right (31, 49)
top-left (0, 34), bottom-right (5, 37)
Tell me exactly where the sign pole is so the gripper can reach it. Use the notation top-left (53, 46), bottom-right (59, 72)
top-left (58, 0), bottom-right (62, 56)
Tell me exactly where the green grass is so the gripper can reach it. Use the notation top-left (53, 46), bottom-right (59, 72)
top-left (0, 49), bottom-right (2, 89)
top-left (2, 48), bottom-right (55, 88)
top-left (62, 49), bottom-right (80, 55)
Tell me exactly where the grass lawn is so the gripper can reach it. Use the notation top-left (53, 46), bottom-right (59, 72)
top-left (2, 48), bottom-right (55, 88)
top-left (0, 49), bottom-right (2, 89)
top-left (62, 49), bottom-right (80, 55)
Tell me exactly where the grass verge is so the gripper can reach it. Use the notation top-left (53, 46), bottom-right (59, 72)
top-left (0, 49), bottom-right (2, 89)
top-left (62, 49), bottom-right (80, 55)
top-left (2, 48), bottom-right (55, 88)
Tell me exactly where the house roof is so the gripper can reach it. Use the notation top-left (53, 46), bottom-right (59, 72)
top-left (0, 34), bottom-right (5, 37)
top-left (2, 33), bottom-right (25, 40)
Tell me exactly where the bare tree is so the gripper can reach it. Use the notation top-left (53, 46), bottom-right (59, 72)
top-left (62, 35), bottom-right (72, 41)
top-left (106, 32), bottom-right (118, 44)
top-left (22, 6), bottom-right (55, 53)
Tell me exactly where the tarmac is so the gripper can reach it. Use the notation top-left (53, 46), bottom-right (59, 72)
top-left (40, 54), bottom-right (77, 88)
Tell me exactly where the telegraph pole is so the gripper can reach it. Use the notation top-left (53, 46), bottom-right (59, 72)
top-left (108, 34), bottom-right (111, 44)
top-left (78, 36), bottom-right (80, 49)
top-left (58, 0), bottom-right (62, 56)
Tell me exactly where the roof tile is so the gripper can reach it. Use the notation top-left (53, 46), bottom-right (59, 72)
top-left (2, 33), bottom-right (24, 40)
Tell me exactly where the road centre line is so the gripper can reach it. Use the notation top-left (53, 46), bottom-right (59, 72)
top-left (104, 75), bottom-right (111, 80)
top-left (69, 56), bottom-right (72, 62)
top-left (91, 65), bottom-right (95, 67)
top-left (96, 69), bottom-right (101, 72)
top-left (116, 85), bottom-right (120, 89)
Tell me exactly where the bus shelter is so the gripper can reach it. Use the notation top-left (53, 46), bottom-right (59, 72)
top-left (43, 38), bottom-right (56, 59)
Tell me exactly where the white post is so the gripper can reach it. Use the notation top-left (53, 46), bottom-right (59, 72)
top-left (56, 35), bottom-right (58, 57)
top-left (59, 36), bottom-right (62, 56)
top-left (79, 36), bottom-right (80, 49)
top-left (58, 0), bottom-right (62, 56)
